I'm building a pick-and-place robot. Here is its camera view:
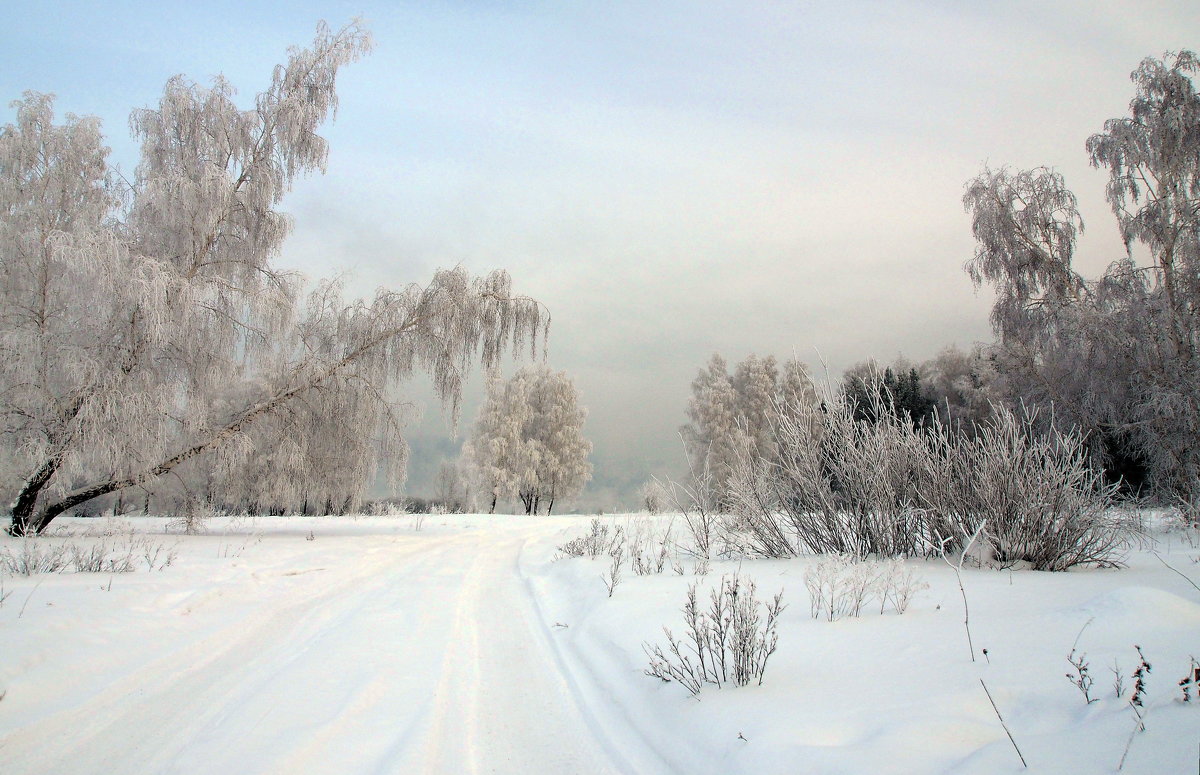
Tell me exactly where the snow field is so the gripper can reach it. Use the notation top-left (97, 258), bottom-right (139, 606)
top-left (1, 513), bottom-right (1198, 774)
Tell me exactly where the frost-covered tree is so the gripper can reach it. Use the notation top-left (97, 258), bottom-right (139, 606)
top-left (964, 50), bottom-right (1200, 496)
top-left (777, 358), bottom-right (819, 419)
top-left (1, 20), bottom-right (546, 534)
top-left (464, 366), bottom-right (592, 514)
top-left (733, 354), bottom-right (780, 462)
top-left (434, 460), bottom-right (467, 513)
top-left (681, 355), bottom-right (746, 508)
top-left (682, 353), bottom-right (818, 509)
top-left (461, 371), bottom-right (529, 513)
top-left (921, 345), bottom-right (999, 432)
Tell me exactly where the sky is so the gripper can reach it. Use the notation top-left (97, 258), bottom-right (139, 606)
top-left (3, 1), bottom-right (1197, 509)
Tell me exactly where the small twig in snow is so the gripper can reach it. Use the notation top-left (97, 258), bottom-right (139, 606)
top-left (18, 580), bottom-right (43, 619)
top-left (939, 521), bottom-right (986, 662)
top-left (1117, 703), bottom-right (1148, 771)
top-left (980, 678), bottom-right (1027, 768)
top-left (1151, 552), bottom-right (1200, 595)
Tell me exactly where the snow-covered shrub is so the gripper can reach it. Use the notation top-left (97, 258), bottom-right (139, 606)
top-left (878, 558), bottom-right (927, 614)
top-left (803, 555), bottom-right (928, 621)
top-left (644, 574), bottom-right (784, 696)
top-left (726, 379), bottom-right (1130, 569)
top-left (726, 389), bottom-right (928, 559)
top-left (167, 498), bottom-right (217, 535)
top-left (140, 540), bottom-right (178, 571)
top-left (556, 517), bottom-right (615, 559)
top-left (602, 542), bottom-right (624, 597)
top-left (920, 408), bottom-right (1127, 570)
top-left (0, 534), bottom-right (174, 574)
top-left (627, 516), bottom-right (673, 575)
top-left (638, 480), bottom-right (668, 514)
top-left (655, 470), bottom-right (718, 560)
top-left (803, 554), bottom-right (856, 621)
top-left (0, 539), bottom-right (71, 575)
top-left (68, 540), bottom-right (136, 573)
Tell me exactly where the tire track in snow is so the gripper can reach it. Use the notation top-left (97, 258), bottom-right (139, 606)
top-left (1, 522), bottom-right (662, 775)
top-left (398, 523), bottom-right (637, 774)
top-left (0, 533), bottom-right (466, 774)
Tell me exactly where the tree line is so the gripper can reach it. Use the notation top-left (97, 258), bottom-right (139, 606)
top-left (682, 50), bottom-right (1200, 507)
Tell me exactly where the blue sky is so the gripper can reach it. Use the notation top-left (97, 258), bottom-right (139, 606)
top-left (4, 1), bottom-right (1198, 507)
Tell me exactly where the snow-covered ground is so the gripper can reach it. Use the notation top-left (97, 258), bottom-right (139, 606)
top-left (1, 513), bottom-right (1197, 774)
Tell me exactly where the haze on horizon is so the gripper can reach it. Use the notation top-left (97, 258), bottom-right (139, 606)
top-left (4, 0), bottom-right (1197, 509)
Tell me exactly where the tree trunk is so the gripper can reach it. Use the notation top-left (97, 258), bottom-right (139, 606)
top-left (16, 311), bottom-right (441, 534)
top-left (546, 497), bottom-right (554, 516)
top-left (489, 495), bottom-right (497, 514)
top-left (8, 455), bottom-right (64, 535)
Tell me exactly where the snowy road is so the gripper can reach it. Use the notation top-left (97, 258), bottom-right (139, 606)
top-left (0, 520), bottom-right (656, 775)
top-left (7, 514), bottom-right (1197, 774)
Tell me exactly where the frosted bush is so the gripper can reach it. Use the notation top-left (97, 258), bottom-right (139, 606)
top-left (1, 535), bottom-right (175, 575)
top-left (644, 575), bottom-right (785, 696)
top-left (879, 558), bottom-right (927, 614)
top-left (804, 554), bottom-right (927, 621)
top-left (602, 541), bottom-right (624, 597)
top-left (1, 540), bottom-right (71, 575)
top-left (167, 498), bottom-right (218, 535)
top-left (69, 540), bottom-right (137, 573)
top-left (725, 380), bottom-right (1130, 570)
top-left (556, 518), bottom-right (615, 559)
top-left (627, 517), bottom-right (674, 576)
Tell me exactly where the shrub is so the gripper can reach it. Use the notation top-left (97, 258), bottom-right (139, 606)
top-left (556, 517), bottom-right (616, 559)
top-left (638, 479), bottom-right (668, 514)
top-left (627, 516), bottom-right (673, 576)
top-left (802, 554), bottom-right (927, 621)
top-left (726, 388), bottom-right (929, 559)
top-left (644, 574), bottom-right (785, 696)
top-left (0, 539), bottom-right (71, 575)
top-left (1, 534), bottom-right (175, 574)
top-left (725, 384), bottom-right (1130, 570)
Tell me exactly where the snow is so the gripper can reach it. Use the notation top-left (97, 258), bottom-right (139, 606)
top-left (1, 513), bottom-right (1198, 774)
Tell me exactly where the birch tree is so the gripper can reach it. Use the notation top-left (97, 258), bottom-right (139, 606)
top-left (964, 50), bottom-right (1200, 495)
top-left (733, 354), bottom-right (780, 463)
top-left (681, 353), bottom-right (823, 509)
top-left (521, 366), bottom-right (592, 514)
top-left (680, 354), bottom-right (746, 509)
top-left (1, 20), bottom-right (546, 534)
top-left (464, 366), bottom-right (592, 514)
top-left (462, 371), bottom-right (530, 513)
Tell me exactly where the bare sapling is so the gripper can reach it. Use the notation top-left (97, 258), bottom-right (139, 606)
top-left (1179, 657), bottom-right (1199, 702)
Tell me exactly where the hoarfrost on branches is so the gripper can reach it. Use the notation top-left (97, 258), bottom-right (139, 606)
top-left (1, 20), bottom-right (546, 533)
top-left (463, 365), bottom-right (592, 515)
top-left (964, 50), bottom-right (1200, 498)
